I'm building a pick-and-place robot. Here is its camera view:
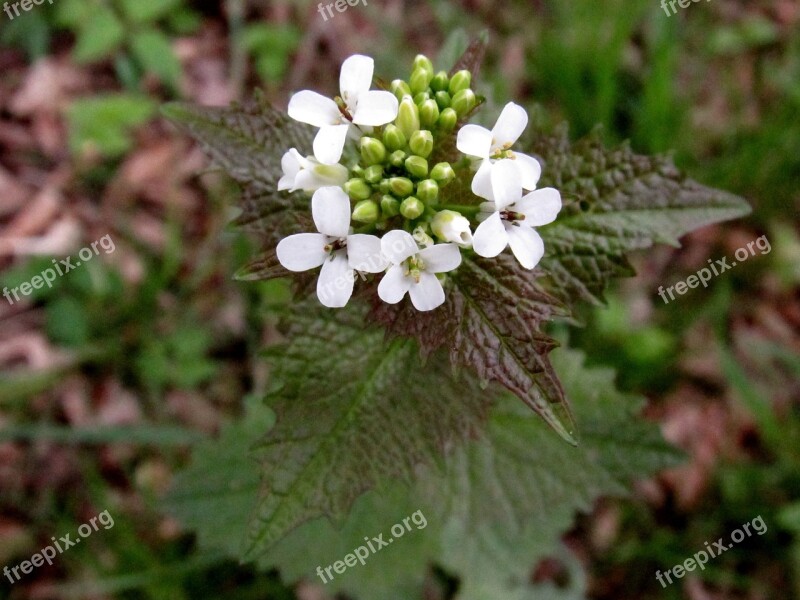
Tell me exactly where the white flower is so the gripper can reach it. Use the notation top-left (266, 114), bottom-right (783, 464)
top-left (472, 160), bottom-right (561, 270)
top-left (288, 55), bottom-right (399, 165)
top-left (430, 210), bottom-right (473, 247)
top-left (456, 102), bottom-right (542, 201)
top-left (278, 148), bottom-right (348, 192)
top-left (377, 230), bottom-right (461, 312)
top-left (276, 186), bottom-right (387, 307)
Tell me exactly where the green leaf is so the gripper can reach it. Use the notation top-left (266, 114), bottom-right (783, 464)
top-left (166, 348), bottom-right (680, 597)
top-left (67, 94), bottom-right (156, 158)
top-left (130, 29), bottom-right (182, 87)
top-left (244, 299), bottom-right (493, 558)
top-left (118, 0), bottom-right (182, 24)
top-left (531, 126), bottom-right (752, 305)
top-left (161, 96), bottom-right (315, 245)
top-left (71, 6), bottom-right (124, 63)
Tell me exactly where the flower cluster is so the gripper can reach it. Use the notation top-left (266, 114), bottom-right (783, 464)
top-left (277, 53), bottom-right (562, 311)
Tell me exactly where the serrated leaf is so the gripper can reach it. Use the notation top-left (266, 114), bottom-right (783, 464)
top-left (244, 300), bottom-right (493, 558)
top-left (161, 96), bottom-right (315, 246)
top-left (531, 126), bottom-right (752, 304)
top-left (165, 347), bottom-right (679, 598)
top-left (368, 253), bottom-right (577, 444)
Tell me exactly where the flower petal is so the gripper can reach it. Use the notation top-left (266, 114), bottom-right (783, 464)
top-left (381, 230), bottom-right (418, 265)
top-left (313, 124), bottom-right (351, 165)
top-left (506, 223), bottom-right (545, 270)
top-left (347, 234), bottom-right (388, 273)
top-left (378, 264), bottom-right (411, 304)
top-left (457, 124), bottom-right (493, 159)
top-left (419, 243), bottom-right (461, 273)
top-left (472, 212), bottom-right (509, 258)
top-left (408, 272), bottom-right (445, 311)
top-left (311, 186), bottom-right (351, 238)
top-left (514, 187), bottom-right (562, 227)
top-left (471, 159), bottom-right (494, 200)
top-left (491, 102), bottom-right (528, 147)
top-left (491, 158), bottom-right (523, 210)
top-left (339, 54), bottom-right (374, 105)
top-left (294, 161), bottom-right (349, 192)
top-left (276, 233), bottom-right (328, 271)
top-left (316, 250), bottom-right (354, 308)
top-left (288, 91), bottom-right (340, 127)
top-left (514, 152), bottom-right (542, 190)
top-left (351, 91), bottom-right (399, 126)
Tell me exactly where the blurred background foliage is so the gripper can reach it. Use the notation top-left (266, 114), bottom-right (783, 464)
top-left (0, 0), bottom-right (798, 598)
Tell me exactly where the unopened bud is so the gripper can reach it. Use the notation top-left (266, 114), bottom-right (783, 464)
top-left (409, 130), bottom-right (434, 158)
top-left (448, 69), bottom-right (472, 95)
top-left (419, 99), bottom-right (440, 129)
top-left (413, 92), bottom-right (430, 105)
top-left (412, 226), bottom-right (434, 247)
top-left (430, 70), bottom-right (449, 92)
top-left (437, 107), bottom-right (457, 131)
top-left (451, 89), bottom-right (476, 117)
top-left (410, 67), bottom-right (434, 95)
top-left (400, 196), bottom-right (424, 219)
top-left (416, 179), bottom-right (439, 203)
top-left (380, 195), bottom-right (400, 217)
top-left (382, 124), bottom-right (406, 152)
top-left (389, 176), bottom-right (414, 197)
top-left (379, 179), bottom-right (391, 194)
top-left (343, 178), bottom-right (372, 201)
top-left (413, 54), bottom-right (434, 74)
top-left (431, 209), bottom-right (473, 246)
top-left (359, 137), bottom-right (386, 166)
top-left (363, 164), bottom-right (384, 184)
top-left (434, 90), bottom-right (451, 110)
top-left (397, 97), bottom-right (420, 139)
top-left (389, 150), bottom-right (407, 168)
top-left (390, 79), bottom-right (411, 101)
top-left (404, 155), bottom-right (428, 178)
top-left (352, 199), bottom-right (380, 223)
top-left (430, 162), bottom-right (455, 185)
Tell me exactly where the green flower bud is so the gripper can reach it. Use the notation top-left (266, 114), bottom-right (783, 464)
top-left (451, 89), bottom-right (476, 118)
top-left (430, 70), bottom-right (449, 92)
top-left (396, 97), bottom-right (420, 139)
top-left (409, 67), bottom-right (434, 95)
top-left (413, 92), bottom-right (430, 106)
top-left (448, 69), bottom-right (472, 95)
top-left (382, 124), bottom-right (406, 152)
top-left (413, 54), bottom-right (434, 74)
top-left (379, 179), bottom-right (391, 194)
top-left (434, 90), bottom-right (451, 110)
top-left (363, 164), bottom-right (384, 184)
top-left (350, 164), bottom-right (364, 177)
top-left (419, 99), bottom-right (440, 129)
top-left (416, 179), bottom-right (439, 203)
top-left (412, 226), bottom-right (434, 247)
top-left (390, 79), bottom-right (411, 101)
top-left (437, 107), bottom-right (458, 132)
top-left (380, 194), bottom-right (400, 217)
top-left (409, 130), bottom-right (434, 158)
top-left (359, 136), bottom-right (386, 166)
top-left (400, 196), bottom-right (425, 219)
top-left (430, 162), bottom-right (455, 185)
top-left (389, 150), bottom-right (407, 168)
top-left (389, 176), bottom-right (414, 197)
top-left (343, 178), bottom-right (372, 201)
top-left (352, 199), bottom-right (380, 223)
top-left (404, 155), bottom-right (428, 178)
